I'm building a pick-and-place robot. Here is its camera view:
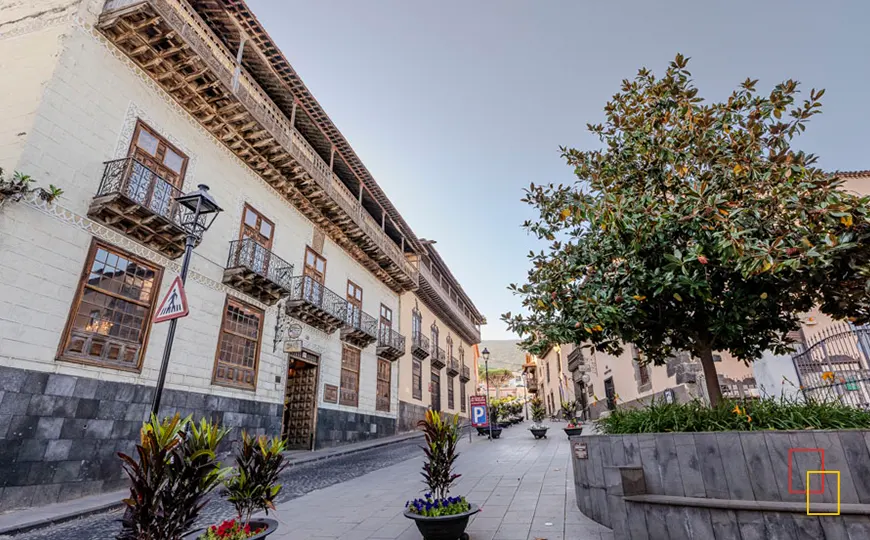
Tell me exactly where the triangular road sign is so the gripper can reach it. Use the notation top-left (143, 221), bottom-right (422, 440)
top-left (153, 276), bottom-right (189, 323)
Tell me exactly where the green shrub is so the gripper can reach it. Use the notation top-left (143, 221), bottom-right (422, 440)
top-left (530, 398), bottom-right (546, 424)
top-left (596, 398), bottom-right (870, 434)
top-left (224, 432), bottom-right (288, 526)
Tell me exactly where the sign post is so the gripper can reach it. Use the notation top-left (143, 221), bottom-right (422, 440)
top-left (470, 395), bottom-right (488, 428)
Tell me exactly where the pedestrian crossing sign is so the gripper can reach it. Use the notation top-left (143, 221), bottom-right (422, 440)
top-left (153, 276), bottom-right (189, 323)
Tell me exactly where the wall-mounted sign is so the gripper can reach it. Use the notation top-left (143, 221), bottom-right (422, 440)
top-left (573, 442), bottom-right (588, 460)
top-left (323, 384), bottom-right (338, 403)
top-left (574, 364), bottom-right (594, 373)
top-left (284, 339), bottom-right (302, 353)
top-left (663, 388), bottom-right (676, 404)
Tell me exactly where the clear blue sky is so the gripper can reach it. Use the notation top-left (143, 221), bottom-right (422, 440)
top-left (248, 0), bottom-right (869, 340)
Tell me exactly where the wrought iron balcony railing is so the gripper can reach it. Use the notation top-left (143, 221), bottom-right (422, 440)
top-left (284, 275), bottom-right (348, 334)
top-left (88, 157), bottom-right (196, 258)
top-left (411, 331), bottom-right (430, 360)
top-left (341, 305), bottom-right (378, 348)
top-left (222, 238), bottom-right (294, 305)
top-left (377, 326), bottom-right (406, 361)
top-left (431, 346), bottom-right (447, 369)
top-left (460, 365), bottom-right (471, 382)
top-left (447, 356), bottom-right (460, 376)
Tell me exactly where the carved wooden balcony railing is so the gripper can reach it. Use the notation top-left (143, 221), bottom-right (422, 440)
top-left (525, 373), bottom-right (539, 393)
top-left (377, 326), bottom-right (406, 362)
top-left (284, 276), bottom-right (347, 334)
top-left (222, 238), bottom-right (294, 305)
top-left (460, 365), bottom-right (471, 383)
top-left (411, 331), bottom-right (430, 360)
top-left (417, 260), bottom-right (480, 344)
top-left (430, 346), bottom-right (447, 370)
top-left (97, 0), bottom-right (418, 292)
top-left (340, 306), bottom-right (377, 348)
top-left (447, 356), bottom-right (460, 377)
top-left (88, 157), bottom-right (194, 258)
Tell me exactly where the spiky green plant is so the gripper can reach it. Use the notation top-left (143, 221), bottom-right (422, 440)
top-left (224, 432), bottom-right (288, 526)
top-left (417, 409), bottom-right (461, 500)
top-left (530, 398), bottom-right (547, 425)
top-left (117, 415), bottom-right (229, 540)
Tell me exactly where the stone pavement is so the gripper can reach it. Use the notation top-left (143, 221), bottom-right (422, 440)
top-left (267, 424), bottom-right (612, 540)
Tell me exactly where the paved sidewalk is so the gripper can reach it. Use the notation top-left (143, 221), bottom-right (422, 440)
top-left (0, 430), bottom-right (423, 536)
top-left (267, 425), bottom-right (612, 540)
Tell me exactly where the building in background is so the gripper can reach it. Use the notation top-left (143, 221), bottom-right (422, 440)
top-left (397, 241), bottom-right (485, 430)
top-left (0, 0), bottom-right (482, 510)
top-left (522, 344), bottom-right (576, 417)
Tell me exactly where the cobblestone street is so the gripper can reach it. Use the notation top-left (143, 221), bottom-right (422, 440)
top-left (7, 425), bottom-right (609, 540)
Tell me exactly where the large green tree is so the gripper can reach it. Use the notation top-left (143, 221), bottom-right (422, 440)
top-left (503, 55), bottom-right (870, 405)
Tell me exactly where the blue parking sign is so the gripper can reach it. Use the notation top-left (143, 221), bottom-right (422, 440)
top-left (470, 395), bottom-right (488, 427)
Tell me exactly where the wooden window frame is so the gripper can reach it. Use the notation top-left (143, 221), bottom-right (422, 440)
top-left (447, 375), bottom-right (455, 410)
top-left (446, 335), bottom-right (453, 360)
top-left (460, 380), bottom-right (467, 413)
top-left (376, 357), bottom-right (391, 412)
top-left (379, 304), bottom-right (393, 329)
top-left (411, 308), bottom-right (422, 339)
top-left (240, 203), bottom-right (275, 248)
top-left (57, 238), bottom-right (163, 372)
top-left (211, 296), bottom-right (264, 391)
top-left (412, 357), bottom-right (423, 400)
top-left (128, 120), bottom-right (189, 187)
top-left (340, 344), bottom-right (361, 407)
top-left (303, 246), bottom-right (327, 283)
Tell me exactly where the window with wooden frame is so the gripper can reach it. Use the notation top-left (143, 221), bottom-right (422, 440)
top-left (347, 281), bottom-right (363, 327)
top-left (128, 121), bottom-right (189, 217)
top-left (303, 247), bottom-right (327, 303)
top-left (376, 358), bottom-right (391, 412)
top-left (459, 347), bottom-right (465, 366)
top-left (59, 240), bottom-right (162, 371)
top-left (237, 204), bottom-right (274, 275)
top-left (447, 375), bottom-right (455, 409)
top-left (213, 297), bottom-right (264, 390)
top-left (379, 304), bottom-right (392, 331)
top-left (340, 344), bottom-right (361, 406)
top-left (412, 358), bottom-right (423, 400)
top-left (460, 380), bottom-right (467, 413)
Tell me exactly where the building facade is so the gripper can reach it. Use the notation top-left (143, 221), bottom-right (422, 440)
top-left (523, 345), bottom-right (576, 417)
top-left (397, 242), bottom-right (484, 431)
top-left (0, 0), bottom-right (482, 510)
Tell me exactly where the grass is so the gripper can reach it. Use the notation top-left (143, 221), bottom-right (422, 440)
top-left (595, 397), bottom-right (870, 434)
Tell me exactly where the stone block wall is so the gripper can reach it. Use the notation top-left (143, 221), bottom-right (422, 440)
top-left (571, 431), bottom-right (870, 539)
top-left (397, 400), bottom-right (429, 433)
top-left (0, 365), bottom-right (281, 511)
top-left (314, 407), bottom-right (396, 449)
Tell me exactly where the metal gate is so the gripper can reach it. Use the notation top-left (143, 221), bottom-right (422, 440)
top-left (792, 323), bottom-right (870, 409)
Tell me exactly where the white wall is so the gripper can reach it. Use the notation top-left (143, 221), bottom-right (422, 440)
top-left (752, 350), bottom-right (803, 401)
top-left (0, 21), bottom-right (400, 417)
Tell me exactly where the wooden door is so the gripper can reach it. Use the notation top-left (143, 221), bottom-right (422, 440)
top-left (604, 377), bottom-right (616, 411)
top-left (347, 281), bottom-right (363, 327)
top-left (431, 367), bottom-right (441, 412)
top-left (127, 121), bottom-right (188, 215)
top-left (282, 358), bottom-right (319, 450)
top-left (239, 205), bottom-right (274, 275)
top-left (303, 247), bottom-right (326, 305)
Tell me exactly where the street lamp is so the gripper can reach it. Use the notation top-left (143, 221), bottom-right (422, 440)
top-left (151, 184), bottom-right (222, 416)
top-left (522, 372), bottom-right (528, 420)
top-left (482, 347), bottom-right (492, 440)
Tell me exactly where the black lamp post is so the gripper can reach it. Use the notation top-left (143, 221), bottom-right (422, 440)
top-left (482, 347), bottom-right (492, 440)
top-left (150, 184), bottom-right (222, 416)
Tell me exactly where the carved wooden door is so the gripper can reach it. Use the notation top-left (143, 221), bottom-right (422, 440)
top-left (282, 359), bottom-right (319, 450)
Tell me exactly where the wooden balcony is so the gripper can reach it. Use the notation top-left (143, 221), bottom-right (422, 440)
top-left (340, 307), bottom-right (377, 349)
top-left (222, 238), bottom-right (293, 305)
top-left (284, 276), bottom-right (347, 334)
top-left (430, 346), bottom-right (447, 370)
top-left (567, 348), bottom-right (585, 372)
top-left (447, 356), bottom-right (460, 377)
top-left (87, 158), bottom-right (191, 258)
top-left (97, 0), bottom-right (418, 293)
top-left (460, 365), bottom-right (470, 383)
top-left (417, 260), bottom-right (480, 344)
top-left (411, 332), bottom-right (430, 360)
top-left (377, 327), bottom-right (406, 362)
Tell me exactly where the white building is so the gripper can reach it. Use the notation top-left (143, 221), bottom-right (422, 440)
top-left (0, 0), bottom-right (483, 510)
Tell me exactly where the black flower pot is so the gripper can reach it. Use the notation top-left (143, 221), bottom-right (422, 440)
top-left (183, 518), bottom-right (279, 539)
top-left (498, 421), bottom-right (511, 429)
top-left (404, 503), bottom-right (479, 540)
top-left (490, 427), bottom-right (502, 439)
top-left (529, 427), bottom-right (548, 439)
top-left (476, 426), bottom-right (490, 436)
top-left (564, 426), bottom-right (584, 438)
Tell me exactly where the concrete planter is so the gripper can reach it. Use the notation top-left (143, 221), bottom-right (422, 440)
top-left (569, 430), bottom-right (870, 539)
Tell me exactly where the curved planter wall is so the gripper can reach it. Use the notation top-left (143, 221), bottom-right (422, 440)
top-left (570, 431), bottom-right (870, 540)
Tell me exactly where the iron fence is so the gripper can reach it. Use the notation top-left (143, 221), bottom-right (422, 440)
top-left (793, 322), bottom-right (870, 408)
top-left (287, 275), bottom-right (347, 321)
top-left (345, 305), bottom-right (377, 338)
top-left (226, 238), bottom-right (294, 291)
top-left (378, 326), bottom-right (405, 352)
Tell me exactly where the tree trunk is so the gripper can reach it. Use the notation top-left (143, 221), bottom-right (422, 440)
top-left (697, 344), bottom-right (723, 407)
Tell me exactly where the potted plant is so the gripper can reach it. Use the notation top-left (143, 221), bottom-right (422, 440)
top-left (404, 410), bottom-right (479, 540)
top-left (186, 432), bottom-right (289, 539)
top-left (528, 398), bottom-right (548, 439)
top-left (488, 402), bottom-right (503, 438)
top-left (118, 415), bottom-right (229, 540)
top-left (0, 168), bottom-right (63, 208)
top-left (564, 417), bottom-right (584, 437)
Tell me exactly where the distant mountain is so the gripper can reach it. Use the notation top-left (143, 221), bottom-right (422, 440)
top-left (478, 340), bottom-right (527, 373)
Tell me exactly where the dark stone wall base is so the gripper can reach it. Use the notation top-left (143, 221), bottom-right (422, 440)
top-left (314, 407), bottom-right (396, 449)
top-left (397, 400), bottom-right (429, 433)
top-left (0, 365), bottom-right (282, 511)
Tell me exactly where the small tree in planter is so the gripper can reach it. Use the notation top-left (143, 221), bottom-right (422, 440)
top-left (118, 415), bottom-right (229, 540)
top-left (405, 410), bottom-right (479, 540)
top-left (560, 400), bottom-right (577, 421)
top-left (529, 398), bottom-right (548, 439)
top-left (190, 432), bottom-right (288, 540)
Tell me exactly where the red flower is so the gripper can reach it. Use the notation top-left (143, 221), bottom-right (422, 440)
top-left (697, 255), bottom-right (709, 265)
